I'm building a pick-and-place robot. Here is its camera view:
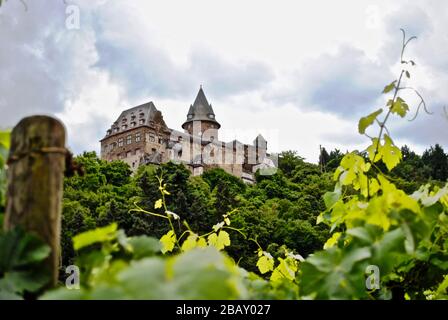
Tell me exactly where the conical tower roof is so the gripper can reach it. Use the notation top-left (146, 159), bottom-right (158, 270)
top-left (182, 86), bottom-right (221, 129)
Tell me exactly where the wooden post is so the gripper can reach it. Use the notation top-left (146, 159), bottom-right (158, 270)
top-left (4, 116), bottom-right (66, 286)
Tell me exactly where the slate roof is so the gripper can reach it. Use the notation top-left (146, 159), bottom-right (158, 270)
top-left (182, 87), bottom-right (221, 129)
top-left (115, 101), bottom-right (158, 126)
top-left (103, 101), bottom-right (167, 139)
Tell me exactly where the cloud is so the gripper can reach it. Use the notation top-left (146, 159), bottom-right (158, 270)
top-left (266, 45), bottom-right (393, 118)
top-left (91, 1), bottom-right (274, 101)
top-left (0, 1), bottom-right (66, 126)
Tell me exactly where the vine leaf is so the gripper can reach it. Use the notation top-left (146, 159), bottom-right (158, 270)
top-left (73, 223), bottom-right (118, 251)
top-left (389, 97), bottom-right (409, 118)
top-left (358, 108), bottom-right (383, 134)
top-left (323, 232), bottom-right (341, 249)
top-left (207, 231), bottom-right (230, 250)
top-left (382, 135), bottom-right (402, 171)
top-left (181, 234), bottom-right (198, 252)
top-left (154, 199), bottom-right (163, 209)
top-left (256, 251), bottom-right (274, 274)
top-left (160, 230), bottom-right (176, 254)
top-left (382, 80), bottom-right (397, 94)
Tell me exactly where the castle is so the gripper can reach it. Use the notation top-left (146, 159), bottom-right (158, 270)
top-left (100, 87), bottom-right (275, 183)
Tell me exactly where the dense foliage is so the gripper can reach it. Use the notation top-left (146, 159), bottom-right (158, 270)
top-left (59, 150), bottom-right (333, 274)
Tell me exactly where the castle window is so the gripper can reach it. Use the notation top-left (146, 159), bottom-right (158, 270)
top-left (139, 112), bottom-right (145, 118)
top-left (114, 127), bottom-right (119, 133)
top-left (122, 118), bottom-right (127, 123)
top-left (135, 133), bottom-right (141, 142)
top-left (149, 134), bottom-right (155, 142)
top-left (131, 122), bottom-right (136, 127)
top-left (188, 114), bottom-right (193, 119)
top-left (110, 143), bottom-right (115, 150)
top-left (208, 114), bottom-right (215, 119)
top-left (158, 137), bottom-right (162, 144)
top-left (118, 138), bottom-right (124, 147)
top-left (122, 124), bottom-right (128, 130)
top-left (106, 129), bottom-right (111, 136)
top-left (139, 119), bottom-right (145, 125)
top-left (127, 135), bottom-right (132, 145)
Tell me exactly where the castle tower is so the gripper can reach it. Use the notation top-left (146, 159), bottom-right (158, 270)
top-left (182, 86), bottom-right (221, 141)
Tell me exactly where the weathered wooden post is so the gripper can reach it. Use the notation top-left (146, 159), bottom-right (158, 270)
top-left (4, 115), bottom-right (66, 286)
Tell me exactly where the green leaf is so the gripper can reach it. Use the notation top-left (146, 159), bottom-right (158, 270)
top-left (181, 234), bottom-right (199, 252)
top-left (358, 109), bottom-right (383, 134)
top-left (270, 257), bottom-right (297, 282)
top-left (154, 199), bottom-right (163, 209)
top-left (390, 97), bottom-right (409, 118)
top-left (116, 257), bottom-right (170, 299)
top-left (366, 138), bottom-right (381, 163)
top-left (171, 247), bottom-right (241, 299)
top-left (382, 134), bottom-right (402, 171)
top-left (300, 247), bottom-right (370, 299)
top-left (323, 190), bottom-right (341, 209)
top-left (0, 271), bottom-right (50, 295)
top-left (0, 131), bottom-right (10, 150)
top-left (160, 230), bottom-right (176, 254)
top-left (382, 80), bottom-right (397, 94)
top-left (207, 230), bottom-right (231, 250)
top-left (0, 227), bottom-right (51, 271)
top-left (128, 236), bottom-right (161, 259)
top-left (72, 223), bottom-right (118, 251)
top-left (256, 252), bottom-right (274, 274)
top-left (323, 232), bottom-right (341, 249)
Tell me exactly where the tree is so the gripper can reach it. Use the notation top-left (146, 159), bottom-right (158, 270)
top-left (422, 144), bottom-right (448, 181)
top-left (278, 151), bottom-right (305, 178)
top-left (319, 147), bottom-right (330, 172)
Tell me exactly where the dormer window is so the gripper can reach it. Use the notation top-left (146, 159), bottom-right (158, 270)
top-left (106, 129), bottom-right (111, 136)
top-left (114, 127), bottom-right (119, 133)
top-left (131, 122), bottom-right (136, 127)
top-left (139, 112), bottom-right (145, 118)
top-left (122, 124), bottom-right (128, 130)
top-left (208, 114), bottom-right (215, 119)
top-left (139, 119), bottom-right (145, 125)
top-left (122, 118), bottom-right (127, 123)
top-left (187, 114), bottom-right (193, 119)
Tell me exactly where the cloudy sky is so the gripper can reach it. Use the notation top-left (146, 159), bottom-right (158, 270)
top-left (0, 0), bottom-right (447, 162)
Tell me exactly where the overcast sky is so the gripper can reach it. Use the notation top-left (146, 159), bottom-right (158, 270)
top-left (1, 0), bottom-right (447, 162)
